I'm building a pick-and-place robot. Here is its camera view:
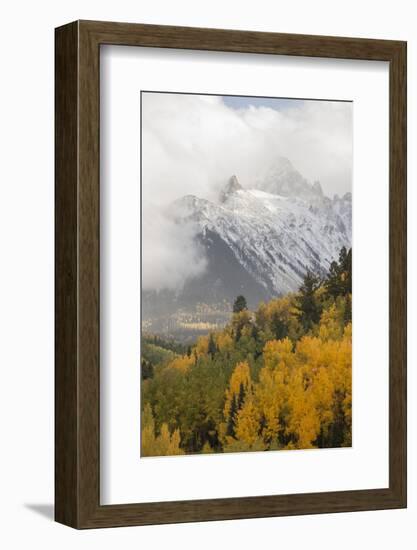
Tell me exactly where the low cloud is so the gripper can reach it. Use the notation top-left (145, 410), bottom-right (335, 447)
top-left (142, 206), bottom-right (207, 292)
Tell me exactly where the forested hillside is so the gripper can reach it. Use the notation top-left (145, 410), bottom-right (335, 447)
top-left (141, 247), bottom-right (352, 456)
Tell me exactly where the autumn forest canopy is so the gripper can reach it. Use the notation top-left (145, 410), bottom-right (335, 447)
top-left (141, 247), bottom-right (352, 456)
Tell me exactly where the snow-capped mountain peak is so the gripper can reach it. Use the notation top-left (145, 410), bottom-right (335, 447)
top-left (168, 158), bottom-right (351, 307)
top-left (220, 174), bottom-right (243, 202)
top-left (254, 156), bottom-right (324, 202)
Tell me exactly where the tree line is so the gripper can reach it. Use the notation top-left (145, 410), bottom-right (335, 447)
top-left (141, 246), bottom-right (352, 456)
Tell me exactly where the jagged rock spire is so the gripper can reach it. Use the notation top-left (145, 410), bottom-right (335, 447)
top-left (220, 175), bottom-right (243, 202)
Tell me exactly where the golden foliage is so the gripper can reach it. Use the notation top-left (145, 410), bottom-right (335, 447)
top-left (216, 331), bottom-right (233, 352)
top-left (141, 403), bottom-right (184, 457)
top-left (142, 259), bottom-right (352, 456)
top-left (168, 354), bottom-right (194, 373)
top-left (234, 397), bottom-right (260, 446)
top-left (256, 295), bottom-right (301, 340)
top-left (224, 361), bottom-right (252, 418)
top-left (195, 335), bottom-right (209, 357)
top-left (317, 298), bottom-right (345, 341)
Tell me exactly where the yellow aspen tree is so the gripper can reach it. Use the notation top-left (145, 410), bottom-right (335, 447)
top-left (263, 337), bottom-right (295, 373)
top-left (318, 301), bottom-right (344, 341)
top-left (224, 361), bottom-right (252, 419)
top-left (168, 354), bottom-right (194, 373)
top-left (265, 295), bottom-right (299, 335)
top-left (216, 331), bottom-right (233, 352)
top-left (286, 369), bottom-right (321, 449)
top-left (234, 397), bottom-right (261, 446)
top-left (154, 423), bottom-right (184, 457)
top-left (141, 403), bottom-right (157, 457)
top-left (195, 335), bottom-right (209, 357)
top-left (255, 338), bottom-right (295, 444)
top-left (286, 330), bottom-right (352, 449)
top-left (312, 365), bottom-right (334, 429)
top-left (141, 404), bottom-right (184, 457)
top-left (165, 425), bottom-right (183, 456)
top-left (255, 365), bottom-right (286, 442)
top-left (332, 324), bottom-right (352, 441)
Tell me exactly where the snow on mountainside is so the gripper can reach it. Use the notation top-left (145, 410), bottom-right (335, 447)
top-left (172, 160), bottom-right (351, 303)
top-left (142, 157), bottom-right (351, 332)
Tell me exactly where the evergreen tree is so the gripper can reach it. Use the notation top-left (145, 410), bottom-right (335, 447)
top-left (251, 323), bottom-right (259, 341)
top-left (208, 333), bottom-right (217, 359)
top-left (339, 246), bottom-right (348, 271)
top-left (325, 260), bottom-right (342, 299)
top-left (343, 248), bottom-right (352, 295)
top-left (297, 271), bottom-right (322, 330)
top-left (141, 358), bottom-right (154, 380)
top-left (271, 311), bottom-right (288, 340)
top-left (237, 382), bottom-right (246, 410)
top-left (325, 247), bottom-right (352, 299)
top-left (233, 295), bottom-right (248, 313)
top-left (232, 310), bottom-right (252, 342)
top-left (226, 394), bottom-right (238, 437)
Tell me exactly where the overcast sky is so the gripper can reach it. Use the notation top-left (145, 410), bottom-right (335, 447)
top-left (141, 91), bottom-right (352, 292)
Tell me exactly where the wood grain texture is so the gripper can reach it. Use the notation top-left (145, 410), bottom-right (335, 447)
top-left (388, 41), bottom-right (407, 504)
top-left (55, 20), bottom-right (407, 529)
top-left (55, 21), bottom-right (79, 527)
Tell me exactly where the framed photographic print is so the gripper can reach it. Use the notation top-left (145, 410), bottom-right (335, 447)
top-left (55, 20), bottom-right (407, 528)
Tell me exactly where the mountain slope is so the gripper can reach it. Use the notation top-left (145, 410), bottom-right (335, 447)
top-left (143, 159), bottom-right (351, 326)
top-left (172, 175), bottom-right (351, 303)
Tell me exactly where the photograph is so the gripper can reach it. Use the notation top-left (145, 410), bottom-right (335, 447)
top-left (140, 91), bottom-right (353, 457)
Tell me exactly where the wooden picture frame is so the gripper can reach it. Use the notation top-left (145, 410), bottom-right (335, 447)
top-left (55, 20), bottom-right (407, 528)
